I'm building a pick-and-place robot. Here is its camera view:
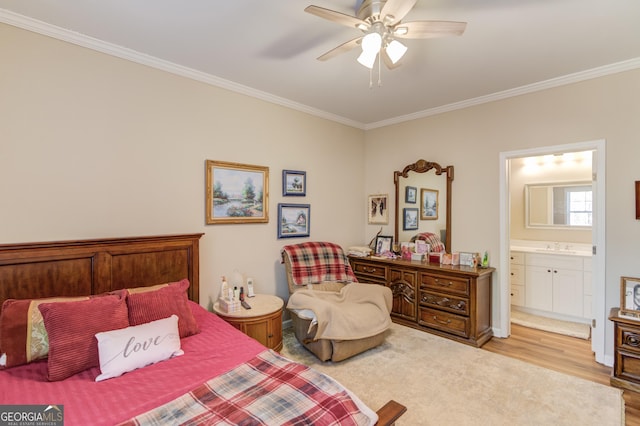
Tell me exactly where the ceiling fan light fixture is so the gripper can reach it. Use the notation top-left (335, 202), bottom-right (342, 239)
top-left (357, 50), bottom-right (378, 69)
top-left (361, 32), bottom-right (382, 54)
top-left (357, 32), bottom-right (382, 69)
top-left (386, 39), bottom-right (407, 64)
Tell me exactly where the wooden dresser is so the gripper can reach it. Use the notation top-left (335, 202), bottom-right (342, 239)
top-left (349, 256), bottom-right (495, 347)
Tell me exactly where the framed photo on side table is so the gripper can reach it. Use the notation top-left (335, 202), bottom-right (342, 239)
top-left (621, 276), bottom-right (640, 318)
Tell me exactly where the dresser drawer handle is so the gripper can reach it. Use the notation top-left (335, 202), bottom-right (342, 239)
top-left (363, 267), bottom-right (377, 273)
top-left (626, 335), bottom-right (640, 347)
top-left (433, 315), bottom-right (452, 325)
top-left (434, 278), bottom-right (452, 287)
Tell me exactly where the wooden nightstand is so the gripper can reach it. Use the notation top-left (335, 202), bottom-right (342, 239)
top-left (610, 307), bottom-right (640, 392)
top-left (213, 294), bottom-right (284, 351)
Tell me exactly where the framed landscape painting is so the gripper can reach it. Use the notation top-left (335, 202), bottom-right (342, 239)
top-left (277, 203), bottom-right (310, 238)
top-left (421, 188), bottom-right (439, 220)
top-left (206, 160), bottom-right (269, 224)
top-left (283, 170), bottom-right (306, 196)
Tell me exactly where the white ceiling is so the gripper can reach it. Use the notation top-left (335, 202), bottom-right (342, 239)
top-left (2, 0), bottom-right (640, 129)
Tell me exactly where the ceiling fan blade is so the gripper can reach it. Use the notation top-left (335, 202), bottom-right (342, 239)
top-left (305, 5), bottom-right (369, 30)
top-left (394, 20), bottom-right (467, 39)
top-left (380, 0), bottom-right (417, 26)
top-left (317, 36), bottom-right (363, 61)
top-left (381, 49), bottom-right (402, 69)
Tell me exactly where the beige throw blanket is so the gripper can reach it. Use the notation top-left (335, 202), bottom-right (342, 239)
top-left (287, 283), bottom-right (392, 341)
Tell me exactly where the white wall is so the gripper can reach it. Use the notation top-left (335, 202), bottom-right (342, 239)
top-left (0, 23), bottom-right (366, 307)
top-left (364, 69), bottom-right (640, 360)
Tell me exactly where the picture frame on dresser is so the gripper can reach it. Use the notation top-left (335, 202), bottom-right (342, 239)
top-left (621, 276), bottom-right (640, 318)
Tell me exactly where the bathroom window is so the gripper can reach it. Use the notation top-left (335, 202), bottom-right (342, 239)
top-left (566, 187), bottom-right (592, 226)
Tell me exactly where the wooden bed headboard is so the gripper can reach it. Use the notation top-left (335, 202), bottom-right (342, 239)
top-left (0, 233), bottom-right (204, 307)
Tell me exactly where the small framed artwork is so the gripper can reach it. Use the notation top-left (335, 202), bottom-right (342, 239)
top-left (405, 186), bottom-right (417, 204)
top-left (421, 188), bottom-right (439, 220)
top-left (403, 208), bottom-right (419, 230)
top-left (206, 160), bottom-right (269, 224)
top-left (368, 194), bottom-right (389, 224)
top-left (621, 276), bottom-right (640, 317)
top-left (277, 203), bottom-right (310, 238)
top-left (375, 235), bottom-right (393, 255)
top-left (282, 170), bottom-right (306, 196)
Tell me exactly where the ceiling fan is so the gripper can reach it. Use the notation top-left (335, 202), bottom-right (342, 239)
top-left (305, 0), bottom-right (466, 70)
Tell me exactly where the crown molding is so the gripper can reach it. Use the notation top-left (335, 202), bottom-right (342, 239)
top-left (3, 8), bottom-right (639, 131)
top-left (364, 57), bottom-right (640, 130)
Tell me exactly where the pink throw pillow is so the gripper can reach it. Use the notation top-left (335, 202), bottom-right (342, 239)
top-left (38, 295), bottom-right (129, 381)
top-left (126, 279), bottom-right (199, 338)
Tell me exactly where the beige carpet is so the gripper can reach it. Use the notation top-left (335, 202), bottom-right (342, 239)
top-left (511, 310), bottom-right (591, 339)
top-left (281, 323), bottom-right (623, 426)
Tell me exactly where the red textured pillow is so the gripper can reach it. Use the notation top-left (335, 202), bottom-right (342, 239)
top-left (0, 296), bottom-right (88, 369)
top-left (126, 279), bottom-right (199, 338)
top-left (38, 295), bottom-right (129, 381)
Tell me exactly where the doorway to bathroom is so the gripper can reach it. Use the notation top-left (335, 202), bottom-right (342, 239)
top-left (498, 140), bottom-right (606, 365)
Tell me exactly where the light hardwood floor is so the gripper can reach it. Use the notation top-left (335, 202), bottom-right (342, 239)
top-left (482, 323), bottom-right (639, 426)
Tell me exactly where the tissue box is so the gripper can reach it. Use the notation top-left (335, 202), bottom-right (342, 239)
top-left (218, 297), bottom-right (241, 313)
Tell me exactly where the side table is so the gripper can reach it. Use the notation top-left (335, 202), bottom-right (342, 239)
top-left (214, 294), bottom-right (284, 351)
top-left (610, 307), bottom-right (640, 392)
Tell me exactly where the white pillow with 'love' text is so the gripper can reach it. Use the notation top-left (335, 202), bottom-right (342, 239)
top-left (95, 314), bottom-right (183, 382)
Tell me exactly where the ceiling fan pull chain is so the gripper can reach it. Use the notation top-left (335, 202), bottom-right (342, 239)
top-left (369, 67), bottom-right (373, 89)
top-left (378, 54), bottom-right (382, 87)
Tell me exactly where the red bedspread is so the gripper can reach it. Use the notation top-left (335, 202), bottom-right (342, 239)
top-left (0, 302), bottom-right (265, 425)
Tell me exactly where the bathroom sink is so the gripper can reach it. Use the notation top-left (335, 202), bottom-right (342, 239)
top-left (534, 248), bottom-right (577, 254)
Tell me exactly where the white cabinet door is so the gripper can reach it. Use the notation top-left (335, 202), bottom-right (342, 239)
top-left (525, 265), bottom-right (553, 311)
top-left (553, 268), bottom-right (584, 317)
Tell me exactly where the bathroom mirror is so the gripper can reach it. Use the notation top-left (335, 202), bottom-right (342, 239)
top-left (394, 159), bottom-right (453, 251)
top-left (525, 181), bottom-right (592, 228)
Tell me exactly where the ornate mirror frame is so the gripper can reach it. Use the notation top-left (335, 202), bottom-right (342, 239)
top-left (394, 159), bottom-right (454, 251)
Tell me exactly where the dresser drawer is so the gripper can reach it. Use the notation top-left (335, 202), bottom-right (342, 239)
top-left (421, 274), bottom-right (470, 296)
top-left (619, 324), bottom-right (640, 355)
top-left (418, 307), bottom-right (469, 338)
top-left (351, 260), bottom-right (388, 280)
top-left (616, 349), bottom-right (640, 384)
top-left (419, 290), bottom-right (469, 316)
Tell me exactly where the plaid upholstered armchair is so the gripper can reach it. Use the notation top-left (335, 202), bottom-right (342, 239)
top-left (281, 242), bottom-right (392, 362)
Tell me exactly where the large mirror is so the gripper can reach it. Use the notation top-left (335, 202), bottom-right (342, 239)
top-left (525, 181), bottom-right (592, 228)
top-left (394, 159), bottom-right (453, 251)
